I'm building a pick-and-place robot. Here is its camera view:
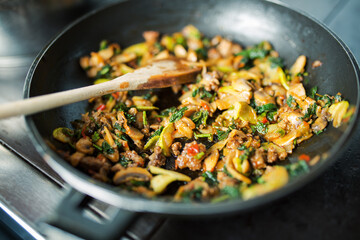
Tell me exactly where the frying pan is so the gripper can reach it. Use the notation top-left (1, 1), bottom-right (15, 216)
top-left (24, 0), bottom-right (360, 239)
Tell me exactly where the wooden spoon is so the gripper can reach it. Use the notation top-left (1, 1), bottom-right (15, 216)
top-left (0, 59), bottom-right (200, 119)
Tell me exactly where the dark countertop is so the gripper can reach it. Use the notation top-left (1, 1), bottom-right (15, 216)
top-left (0, 0), bottom-right (359, 239)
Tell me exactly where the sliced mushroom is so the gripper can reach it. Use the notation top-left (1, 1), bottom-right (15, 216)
top-left (75, 137), bottom-right (94, 155)
top-left (203, 150), bottom-right (219, 172)
top-left (113, 167), bottom-right (152, 185)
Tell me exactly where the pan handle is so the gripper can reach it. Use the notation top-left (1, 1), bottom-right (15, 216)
top-left (46, 188), bottom-right (138, 240)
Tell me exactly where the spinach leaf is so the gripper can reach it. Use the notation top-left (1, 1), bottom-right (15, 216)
top-left (268, 57), bottom-right (284, 68)
top-left (92, 132), bottom-right (100, 142)
top-left (221, 186), bottom-right (240, 198)
top-left (251, 122), bottom-right (268, 134)
top-left (303, 103), bottom-right (317, 119)
top-left (96, 64), bottom-right (112, 78)
top-left (158, 107), bottom-right (177, 118)
top-left (114, 122), bottom-right (126, 132)
top-left (99, 40), bottom-right (108, 50)
top-left (202, 171), bottom-right (218, 186)
top-left (119, 155), bottom-right (131, 167)
top-left (182, 187), bottom-right (203, 202)
top-left (256, 103), bottom-right (277, 114)
top-left (216, 129), bottom-right (230, 141)
top-left (286, 95), bottom-right (298, 109)
top-left (169, 107), bottom-right (188, 123)
top-left (102, 141), bottom-right (114, 154)
top-left (308, 86), bottom-right (318, 99)
top-left (285, 160), bottom-right (309, 178)
top-left (191, 110), bottom-right (209, 127)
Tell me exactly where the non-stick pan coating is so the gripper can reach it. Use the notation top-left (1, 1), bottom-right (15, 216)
top-left (25, 0), bottom-right (359, 215)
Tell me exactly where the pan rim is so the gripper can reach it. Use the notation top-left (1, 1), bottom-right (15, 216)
top-left (24, 0), bottom-right (360, 215)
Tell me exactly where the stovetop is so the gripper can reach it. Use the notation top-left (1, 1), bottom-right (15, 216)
top-left (0, 0), bottom-right (360, 239)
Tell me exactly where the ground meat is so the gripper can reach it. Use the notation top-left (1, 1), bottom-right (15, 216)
top-left (141, 126), bottom-right (151, 137)
top-left (202, 72), bottom-right (220, 92)
top-left (312, 60), bottom-right (322, 69)
top-left (227, 130), bottom-right (246, 149)
top-left (171, 142), bottom-right (182, 156)
top-left (175, 178), bottom-right (218, 201)
top-left (92, 166), bottom-right (110, 182)
top-left (250, 148), bottom-right (267, 169)
top-left (111, 163), bottom-right (125, 172)
top-left (217, 172), bottom-right (238, 189)
top-left (148, 146), bottom-right (166, 167)
top-left (217, 38), bottom-right (232, 57)
top-left (207, 48), bottom-right (221, 60)
top-left (75, 137), bottom-right (94, 154)
top-left (266, 146), bottom-right (278, 163)
top-left (121, 150), bottom-right (145, 167)
top-left (143, 31), bottom-right (159, 43)
top-left (78, 156), bottom-right (110, 172)
top-left (69, 151), bottom-right (85, 167)
top-left (175, 141), bottom-right (206, 171)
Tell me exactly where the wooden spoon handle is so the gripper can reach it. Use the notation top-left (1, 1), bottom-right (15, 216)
top-left (0, 59), bottom-right (200, 119)
top-left (0, 77), bottom-right (130, 119)
top-left (0, 60), bottom-right (178, 119)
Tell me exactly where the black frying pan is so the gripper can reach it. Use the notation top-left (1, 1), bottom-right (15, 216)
top-left (24, 0), bottom-right (360, 239)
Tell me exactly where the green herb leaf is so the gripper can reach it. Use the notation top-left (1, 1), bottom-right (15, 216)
top-left (216, 129), bottom-right (230, 141)
top-left (285, 160), bottom-right (309, 178)
top-left (256, 103), bottom-right (277, 114)
top-left (119, 155), bottom-right (130, 167)
top-left (115, 102), bottom-right (129, 112)
top-left (303, 103), bottom-right (317, 119)
top-left (150, 126), bottom-right (164, 139)
top-left (286, 95), bottom-right (298, 109)
top-left (221, 186), bottom-right (240, 198)
top-left (125, 112), bottom-right (136, 124)
top-left (191, 110), bottom-right (209, 127)
top-left (181, 187), bottom-right (203, 202)
top-left (192, 88), bottom-right (200, 97)
top-left (196, 48), bottom-right (208, 59)
top-left (99, 40), bottom-right (108, 50)
top-left (314, 130), bottom-right (323, 135)
top-left (92, 132), bottom-right (100, 142)
top-left (194, 152), bottom-right (205, 160)
top-left (158, 107), bottom-right (177, 118)
top-left (236, 48), bottom-right (268, 60)
top-left (268, 57), bottom-right (284, 68)
top-left (251, 122), bottom-right (268, 134)
top-left (114, 122), bottom-right (126, 132)
top-left (93, 144), bottom-right (102, 151)
top-left (309, 86), bottom-right (318, 99)
top-left (102, 141), bottom-right (115, 154)
top-left (96, 64), bottom-right (112, 78)
top-left (169, 107), bottom-right (188, 123)
top-left (202, 171), bottom-right (218, 186)
top-left (143, 93), bottom-right (152, 100)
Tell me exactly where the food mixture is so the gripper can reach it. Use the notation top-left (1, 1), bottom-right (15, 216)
top-left (52, 25), bottom-right (351, 202)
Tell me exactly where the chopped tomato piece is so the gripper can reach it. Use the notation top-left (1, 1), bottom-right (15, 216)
top-left (187, 142), bottom-right (200, 156)
top-left (298, 154), bottom-right (311, 162)
top-left (112, 92), bottom-right (119, 99)
top-left (81, 127), bottom-right (87, 138)
top-left (201, 102), bottom-right (210, 111)
top-left (96, 104), bottom-right (106, 111)
top-left (261, 117), bottom-right (268, 124)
